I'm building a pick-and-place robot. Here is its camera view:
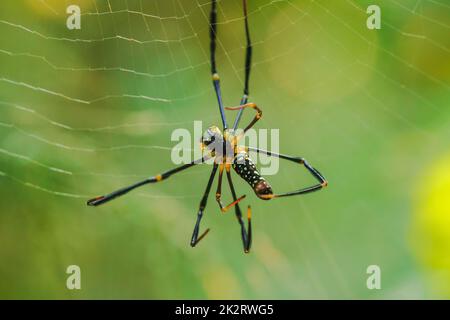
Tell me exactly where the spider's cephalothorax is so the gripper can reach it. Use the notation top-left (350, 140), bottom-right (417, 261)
top-left (199, 125), bottom-right (224, 157)
top-left (87, 0), bottom-right (328, 254)
top-left (200, 126), bottom-right (238, 160)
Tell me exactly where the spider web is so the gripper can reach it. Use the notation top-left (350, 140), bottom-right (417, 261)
top-left (0, 0), bottom-right (449, 299)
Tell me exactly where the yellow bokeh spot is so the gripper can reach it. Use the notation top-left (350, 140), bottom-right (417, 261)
top-left (412, 153), bottom-right (450, 297)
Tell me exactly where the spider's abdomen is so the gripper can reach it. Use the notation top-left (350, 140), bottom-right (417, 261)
top-left (232, 152), bottom-right (273, 200)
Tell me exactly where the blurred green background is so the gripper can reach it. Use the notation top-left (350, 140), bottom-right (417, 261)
top-left (0, 0), bottom-right (449, 299)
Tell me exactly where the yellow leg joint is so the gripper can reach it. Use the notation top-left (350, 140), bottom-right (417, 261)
top-left (259, 194), bottom-right (275, 200)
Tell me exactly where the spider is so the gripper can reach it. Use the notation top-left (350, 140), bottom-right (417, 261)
top-left (87, 0), bottom-right (328, 253)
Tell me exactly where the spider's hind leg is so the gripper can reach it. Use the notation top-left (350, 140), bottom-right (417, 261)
top-left (248, 147), bottom-right (328, 199)
top-left (225, 167), bottom-right (252, 253)
top-left (215, 164), bottom-right (246, 213)
top-left (190, 163), bottom-right (218, 247)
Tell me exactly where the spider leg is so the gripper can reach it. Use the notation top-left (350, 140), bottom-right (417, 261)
top-left (87, 157), bottom-right (208, 206)
top-left (247, 147), bottom-right (328, 199)
top-left (233, 0), bottom-right (252, 130)
top-left (226, 102), bottom-right (262, 134)
top-left (215, 164), bottom-right (246, 213)
top-left (225, 166), bottom-right (252, 253)
top-left (191, 163), bottom-right (218, 247)
top-left (209, 0), bottom-right (228, 129)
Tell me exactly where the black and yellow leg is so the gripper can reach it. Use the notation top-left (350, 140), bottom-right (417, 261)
top-left (87, 157), bottom-right (208, 206)
top-left (226, 168), bottom-right (252, 253)
top-left (247, 147), bottom-right (328, 199)
top-left (225, 102), bottom-right (262, 134)
top-left (191, 163), bottom-right (218, 247)
top-left (232, 0), bottom-right (253, 130)
top-left (209, 0), bottom-right (228, 129)
top-left (244, 205), bottom-right (252, 253)
top-left (215, 164), bottom-right (246, 213)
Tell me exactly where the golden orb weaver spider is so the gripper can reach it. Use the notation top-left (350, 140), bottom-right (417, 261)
top-left (87, 0), bottom-right (328, 253)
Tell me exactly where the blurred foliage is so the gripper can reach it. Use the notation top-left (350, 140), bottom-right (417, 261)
top-left (0, 0), bottom-right (449, 299)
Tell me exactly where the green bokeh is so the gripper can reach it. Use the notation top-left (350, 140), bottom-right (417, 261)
top-left (0, 0), bottom-right (449, 299)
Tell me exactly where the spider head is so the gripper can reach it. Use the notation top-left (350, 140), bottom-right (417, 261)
top-left (200, 126), bottom-right (222, 153)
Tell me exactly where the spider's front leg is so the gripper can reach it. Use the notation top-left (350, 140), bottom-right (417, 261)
top-left (226, 102), bottom-right (262, 134)
top-left (87, 157), bottom-right (208, 206)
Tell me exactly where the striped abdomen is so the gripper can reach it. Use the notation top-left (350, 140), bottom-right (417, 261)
top-left (232, 152), bottom-right (273, 200)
